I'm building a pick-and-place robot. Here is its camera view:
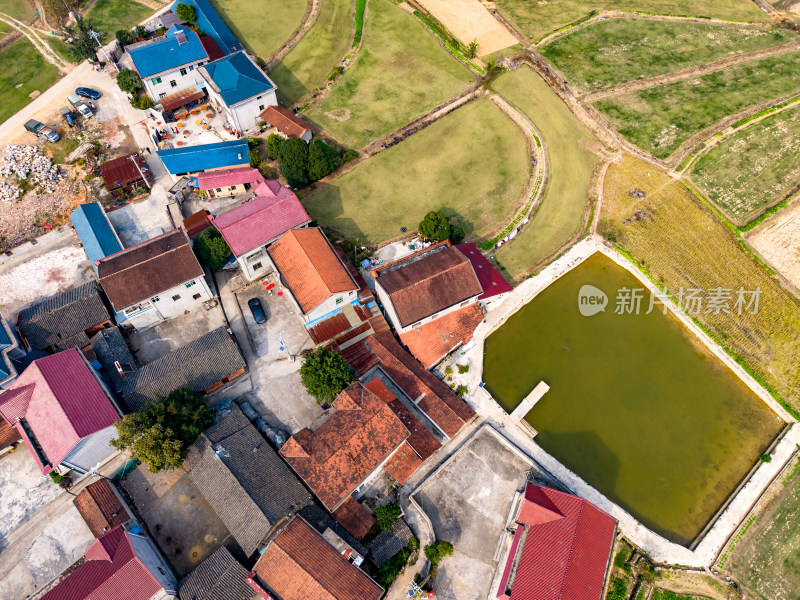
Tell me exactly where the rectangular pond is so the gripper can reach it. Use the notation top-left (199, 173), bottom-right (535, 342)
top-left (483, 252), bottom-right (784, 546)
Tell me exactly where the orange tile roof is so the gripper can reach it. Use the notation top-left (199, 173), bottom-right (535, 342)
top-left (332, 496), bottom-right (376, 540)
top-left (383, 441), bottom-right (423, 485)
top-left (259, 105), bottom-right (313, 139)
top-left (73, 479), bottom-right (131, 538)
top-left (400, 303), bottom-right (484, 368)
top-left (268, 228), bottom-right (358, 314)
top-left (254, 517), bottom-right (383, 600)
top-left (280, 382), bottom-right (409, 510)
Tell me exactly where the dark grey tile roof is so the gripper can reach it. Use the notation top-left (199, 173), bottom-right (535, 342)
top-left (298, 504), bottom-right (368, 557)
top-left (121, 327), bottom-right (246, 411)
top-left (186, 405), bottom-right (311, 557)
top-left (18, 281), bottom-right (112, 350)
top-left (90, 327), bottom-right (137, 397)
top-left (367, 518), bottom-right (414, 567)
top-left (179, 546), bottom-right (255, 600)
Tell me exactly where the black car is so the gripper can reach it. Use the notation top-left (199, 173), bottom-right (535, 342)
top-left (75, 87), bottom-right (102, 100)
top-left (248, 298), bottom-right (267, 324)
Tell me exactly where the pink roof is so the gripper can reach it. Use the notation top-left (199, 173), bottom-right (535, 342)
top-left (42, 527), bottom-right (165, 600)
top-left (456, 243), bottom-right (512, 300)
top-left (196, 166), bottom-right (262, 190)
top-left (497, 484), bottom-right (616, 600)
top-left (0, 349), bottom-right (121, 473)
top-left (212, 188), bottom-right (311, 256)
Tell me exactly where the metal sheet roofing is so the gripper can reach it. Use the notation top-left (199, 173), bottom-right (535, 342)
top-left (129, 25), bottom-right (208, 78)
top-left (455, 243), bottom-right (513, 300)
top-left (156, 139), bottom-right (249, 175)
top-left (70, 203), bottom-right (124, 268)
top-left (203, 51), bottom-right (274, 106)
top-left (171, 0), bottom-right (241, 55)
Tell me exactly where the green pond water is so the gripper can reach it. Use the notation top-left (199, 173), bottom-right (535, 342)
top-left (483, 253), bottom-right (784, 546)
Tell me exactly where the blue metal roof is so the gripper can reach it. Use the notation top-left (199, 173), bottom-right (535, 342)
top-left (129, 25), bottom-right (208, 78)
top-left (171, 0), bottom-right (240, 56)
top-left (204, 51), bottom-right (273, 106)
top-left (156, 139), bottom-right (250, 174)
top-left (70, 203), bottom-right (124, 272)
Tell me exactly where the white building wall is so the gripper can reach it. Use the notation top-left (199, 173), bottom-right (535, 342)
top-left (375, 279), bottom-right (480, 335)
top-left (128, 532), bottom-right (178, 596)
top-left (304, 290), bottom-right (359, 324)
top-left (142, 61), bottom-right (207, 103)
top-left (120, 276), bottom-right (213, 329)
top-left (231, 90), bottom-right (278, 133)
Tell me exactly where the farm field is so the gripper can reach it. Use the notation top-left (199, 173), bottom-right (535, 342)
top-left (726, 460), bottom-right (800, 600)
top-left (540, 19), bottom-right (796, 92)
top-left (45, 35), bottom-right (74, 64)
top-left (491, 66), bottom-right (598, 279)
top-left (594, 51), bottom-right (800, 159)
top-left (304, 0), bottom-right (474, 149)
top-left (209, 0), bottom-right (307, 59)
top-left (85, 0), bottom-right (154, 34)
top-left (0, 37), bottom-right (60, 125)
top-left (302, 97), bottom-right (529, 245)
top-left (493, 0), bottom-right (767, 42)
top-left (268, 0), bottom-right (353, 105)
top-left (691, 105), bottom-right (800, 224)
top-left (0, 0), bottom-right (36, 23)
top-left (747, 200), bottom-right (800, 291)
top-left (414, 0), bottom-right (519, 56)
top-left (600, 154), bottom-right (800, 414)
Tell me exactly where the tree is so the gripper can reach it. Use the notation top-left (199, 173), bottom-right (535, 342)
top-left (176, 2), bottom-right (197, 24)
top-left (64, 15), bottom-right (103, 62)
top-left (265, 133), bottom-right (284, 159)
top-left (424, 541), bottom-right (454, 565)
top-left (375, 502), bottom-right (401, 531)
top-left (467, 39), bottom-right (478, 59)
top-left (418, 210), bottom-right (451, 242)
top-left (111, 388), bottom-right (213, 473)
top-left (249, 148), bottom-right (262, 167)
top-left (131, 94), bottom-right (154, 110)
top-left (307, 140), bottom-right (338, 181)
top-left (116, 29), bottom-right (136, 46)
top-left (278, 137), bottom-right (310, 188)
top-left (116, 68), bottom-right (143, 94)
top-left (194, 227), bottom-right (231, 270)
top-left (300, 347), bottom-right (353, 404)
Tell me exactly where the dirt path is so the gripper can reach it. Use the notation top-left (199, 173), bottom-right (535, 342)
top-left (581, 42), bottom-right (800, 103)
top-left (0, 12), bottom-right (71, 71)
top-left (131, 0), bottom-right (165, 10)
top-left (751, 0), bottom-right (780, 15)
top-left (264, 0), bottom-right (321, 70)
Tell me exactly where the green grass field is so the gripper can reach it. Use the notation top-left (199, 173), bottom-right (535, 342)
top-left (302, 97), bottom-right (529, 244)
top-left (45, 35), bottom-right (74, 63)
top-left (650, 591), bottom-right (703, 600)
top-left (491, 66), bottom-right (598, 279)
top-left (541, 19), bottom-right (796, 92)
top-left (691, 105), bottom-right (800, 224)
top-left (0, 0), bottom-right (36, 23)
top-left (494, 0), bottom-right (767, 42)
top-left (0, 37), bottom-right (60, 124)
top-left (595, 51), bottom-right (800, 159)
top-left (210, 0), bottom-right (307, 59)
top-left (304, 0), bottom-right (474, 148)
top-left (269, 0), bottom-right (353, 105)
top-left (85, 0), bottom-right (154, 35)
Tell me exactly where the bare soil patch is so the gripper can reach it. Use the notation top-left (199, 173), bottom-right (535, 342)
top-left (414, 0), bottom-right (519, 55)
top-left (747, 199), bottom-right (800, 292)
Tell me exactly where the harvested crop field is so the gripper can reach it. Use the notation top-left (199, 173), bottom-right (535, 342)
top-left (493, 0), bottom-right (767, 42)
top-left (491, 66), bottom-right (598, 279)
top-left (691, 104), bottom-right (800, 224)
top-left (414, 0), bottom-right (518, 56)
top-left (210, 0), bottom-right (307, 59)
top-left (747, 200), bottom-right (800, 291)
top-left (304, 0), bottom-right (474, 148)
top-left (302, 97), bottom-right (529, 244)
top-left (599, 154), bottom-right (800, 414)
top-left (540, 19), bottom-right (796, 92)
top-left (594, 51), bottom-right (800, 159)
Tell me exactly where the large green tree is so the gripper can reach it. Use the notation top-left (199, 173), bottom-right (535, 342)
top-left (194, 227), bottom-right (232, 270)
top-left (64, 15), bottom-right (104, 62)
top-left (307, 140), bottom-right (339, 181)
top-left (111, 388), bottom-right (213, 473)
top-left (300, 348), bottom-right (353, 404)
top-left (116, 68), bottom-right (143, 94)
top-left (265, 133), bottom-right (284, 160)
top-left (418, 210), bottom-right (464, 244)
top-left (279, 137), bottom-right (310, 189)
top-left (176, 2), bottom-right (197, 24)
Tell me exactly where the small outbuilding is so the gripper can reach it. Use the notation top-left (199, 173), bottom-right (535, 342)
top-left (100, 153), bottom-right (150, 195)
top-left (259, 105), bottom-right (313, 142)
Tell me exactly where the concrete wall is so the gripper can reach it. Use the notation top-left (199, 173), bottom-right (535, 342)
top-left (206, 183), bottom-right (246, 198)
top-left (375, 279), bottom-right (480, 334)
top-left (143, 61), bottom-right (206, 103)
top-left (305, 290), bottom-right (358, 324)
top-left (129, 532), bottom-right (178, 596)
top-left (230, 90), bottom-right (278, 133)
top-left (121, 276), bottom-right (213, 329)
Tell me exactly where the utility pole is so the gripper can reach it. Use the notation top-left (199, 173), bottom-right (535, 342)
top-left (91, 30), bottom-right (117, 73)
top-left (129, 154), bottom-right (151, 190)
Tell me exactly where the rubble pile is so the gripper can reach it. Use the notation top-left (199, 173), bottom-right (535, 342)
top-left (0, 145), bottom-right (63, 193)
top-left (0, 181), bottom-right (22, 202)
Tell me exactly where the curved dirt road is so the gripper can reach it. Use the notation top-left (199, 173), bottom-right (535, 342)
top-left (0, 12), bottom-right (71, 71)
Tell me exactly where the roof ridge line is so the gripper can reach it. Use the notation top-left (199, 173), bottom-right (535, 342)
top-left (556, 499), bottom-right (585, 600)
top-left (102, 240), bottom-right (188, 279)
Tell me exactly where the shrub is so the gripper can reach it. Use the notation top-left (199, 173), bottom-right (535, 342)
top-left (266, 133), bottom-right (284, 159)
top-left (176, 2), bottom-right (197, 24)
top-left (455, 385), bottom-right (468, 397)
top-left (116, 68), bottom-right (143, 94)
top-left (194, 227), bottom-right (232, 270)
top-left (467, 39), bottom-right (478, 58)
top-left (341, 149), bottom-right (358, 164)
top-left (457, 364), bottom-right (469, 374)
top-left (300, 348), bottom-right (354, 404)
top-left (375, 502), bottom-right (401, 531)
top-left (279, 137), bottom-right (310, 188)
top-left (375, 537), bottom-right (419, 587)
top-left (249, 148), bottom-right (262, 167)
top-left (444, 366), bottom-right (453, 375)
top-left (761, 453), bottom-right (773, 463)
top-left (257, 162), bottom-right (276, 179)
top-left (116, 29), bottom-right (136, 46)
top-left (131, 94), bottom-right (154, 110)
top-left (247, 137), bottom-right (261, 150)
top-left (49, 472), bottom-right (64, 484)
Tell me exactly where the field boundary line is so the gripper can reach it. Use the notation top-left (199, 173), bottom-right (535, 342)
top-left (0, 12), bottom-right (71, 71)
top-left (264, 0), bottom-right (320, 70)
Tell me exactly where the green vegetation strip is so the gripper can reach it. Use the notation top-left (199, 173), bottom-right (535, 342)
top-left (0, 37), bottom-right (60, 125)
top-left (413, 11), bottom-right (484, 73)
top-left (353, 0), bottom-right (366, 47)
top-left (731, 95), bottom-right (800, 129)
top-left (535, 10), bottom-right (596, 45)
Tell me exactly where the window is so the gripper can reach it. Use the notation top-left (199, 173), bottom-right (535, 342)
top-left (159, 92), bottom-right (167, 99)
top-left (189, 65), bottom-right (194, 71)
top-left (229, 186), bottom-right (236, 190)
top-left (185, 281), bottom-right (196, 288)
top-left (252, 262), bottom-right (263, 271)
top-left (335, 297), bottom-right (343, 305)
top-left (216, 187), bottom-right (222, 192)
top-left (412, 321), bottom-right (422, 329)
top-left (172, 294), bottom-right (181, 301)
top-left (180, 68), bottom-right (187, 76)
top-left (259, 105), bottom-right (264, 111)
top-left (151, 76), bottom-right (162, 85)
top-left (151, 296), bottom-right (160, 302)
top-left (198, 61), bottom-right (204, 66)
top-left (246, 250), bottom-right (262, 262)
top-left (193, 293), bottom-right (201, 300)
top-left (257, 95), bottom-right (262, 100)
top-left (170, 80), bottom-right (177, 88)
top-left (460, 300), bottom-right (470, 307)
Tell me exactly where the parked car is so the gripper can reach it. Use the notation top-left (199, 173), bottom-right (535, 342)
top-left (23, 119), bottom-right (59, 142)
top-left (59, 107), bottom-right (75, 127)
top-left (68, 94), bottom-right (93, 119)
top-left (248, 298), bottom-right (267, 324)
top-left (75, 87), bottom-right (101, 100)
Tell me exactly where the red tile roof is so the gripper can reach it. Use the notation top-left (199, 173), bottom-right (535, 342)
top-left (0, 419), bottom-right (21, 449)
top-left (259, 105), bottom-right (313, 139)
top-left (42, 527), bottom-right (165, 600)
top-left (254, 516), bottom-right (383, 600)
top-left (375, 242), bottom-right (483, 328)
top-left (268, 228), bottom-right (358, 315)
top-left (211, 187), bottom-right (310, 256)
top-left (183, 209), bottom-right (212, 239)
top-left (497, 484), bottom-right (617, 600)
top-left (73, 479), bottom-right (132, 538)
top-left (332, 496), bottom-right (376, 540)
top-left (0, 350), bottom-right (121, 474)
top-left (280, 382), bottom-right (409, 510)
top-left (382, 441), bottom-right (422, 485)
top-left (456, 243), bottom-right (513, 300)
top-left (199, 35), bottom-right (224, 61)
top-left (399, 303), bottom-right (483, 369)
top-left (100, 153), bottom-right (149, 191)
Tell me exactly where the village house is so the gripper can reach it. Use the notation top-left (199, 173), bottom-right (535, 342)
top-left (73, 478), bottom-right (134, 538)
top-left (97, 229), bottom-right (213, 330)
top-left (267, 228), bottom-right (360, 323)
top-left (70, 203), bottom-right (124, 273)
top-left (456, 242), bottom-right (513, 306)
top-left (200, 51), bottom-right (278, 134)
top-left (0, 314), bottom-right (25, 389)
top-left (0, 349), bottom-right (124, 475)
top-left (179, 546), bottom-right (257, 600)
top-left (17, 281), bottom-right (114, 353)
top-left (41, 526), bottom-right (178, 600)
top-left (170, 0), bottom-right (241, 56)
top-left (99, 153), bottom-right (151, 196)
top-left (156, 139), bottom-right (250, 179)
top-left (495, 482), bottom-right (617, 600)
top-left (259, 105), bottom-right (313, 142)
